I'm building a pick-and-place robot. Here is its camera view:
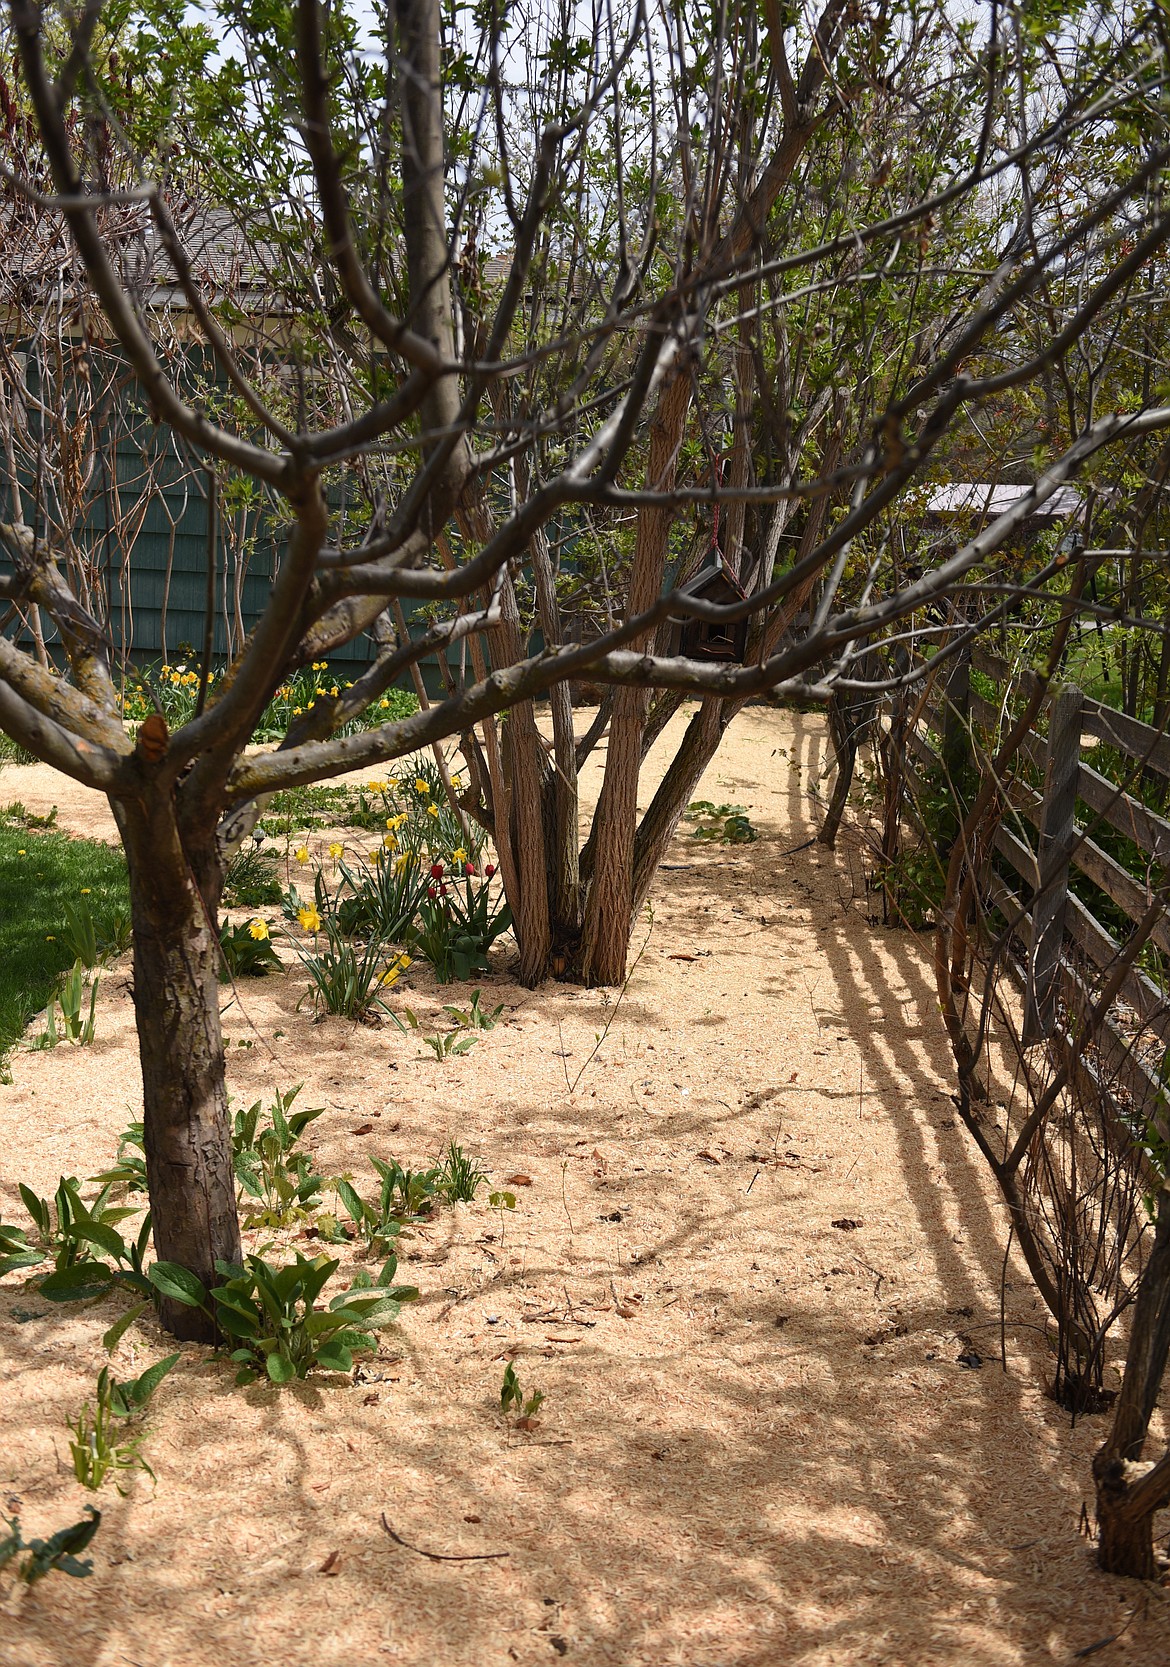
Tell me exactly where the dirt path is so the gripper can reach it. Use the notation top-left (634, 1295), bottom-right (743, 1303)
top-left (0, 705), bottom-right (1166, 1665)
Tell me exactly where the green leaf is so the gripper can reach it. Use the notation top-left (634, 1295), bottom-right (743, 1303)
top-left (265, 1350), bottom-right (296, 1383)
top-left (39, 1263), bottom-right (114, 1302)
top-left (70, 1220), bottom-right (129, 1261)
top-left (18, 1184), bottom-right (49, 1236)
top-left (335, 1179), bottom-right (365, 1224)
top-left (102, 1301), bottom-right (150, 1353)
top-left (125, 1352), bottom-right (180, 1407)
top-left (314, 1339), bottom-right (353, 1372)
top-left (147, 1262), bottom-right (208, 1308)
top-left (0, 1249), bottom-right (45, 1274)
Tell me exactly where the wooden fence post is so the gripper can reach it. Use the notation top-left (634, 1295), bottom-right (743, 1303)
top-left (941, 644), bottom-right (971, 788)
top-left (1023, 685), bottom-right (1084, 1043)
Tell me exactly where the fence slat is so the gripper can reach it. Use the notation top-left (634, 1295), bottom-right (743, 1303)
top-left (1080, 698), bottom-right (1170, 776)
top-left (1024, 687), bottom-right (1083, 1042)
top-left (1071, 832), bottom-right (1170, 960)
top-left (1077, 762), bottom-right (1170, 866)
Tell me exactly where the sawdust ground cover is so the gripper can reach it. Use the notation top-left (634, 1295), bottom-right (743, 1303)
top-left (0, 705), bottom-right (1167, 1666)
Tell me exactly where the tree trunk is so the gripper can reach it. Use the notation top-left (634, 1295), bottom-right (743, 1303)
top-left (631, 697), bottom-right (728, 916)
top-left (114, 795), bottom-right (241, 1342)
top-left (1093, 1187), bottom-right (1170, 1577)
top-left (581, 368), bottom-right (693, 985)
top-left (529, 522), bottom-right (581, 947)
top-left (1093, 1466), bottom-right (1159, 1580)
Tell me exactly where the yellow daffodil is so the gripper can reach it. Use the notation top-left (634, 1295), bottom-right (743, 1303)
top-left (330, 685), bottom-right (339, 697)
top-left (295, 845), bottom-right (310, 864)
top-left (414, 778), bottom-right (430, 795)
top-left (426, 803), bottom-right (440, 818)
top-left (388, 777), bottom-right (399, 790)
top-left (380, 964), bottom-right (402, 987)
top-left (452, 847), bottom-right (468, 863)
top-left (394, 851), bottom-right (414, 875)
top-left (367, 779), bottom-right (386, 793)
top-left (379, 697), bottom-right (389, 709)
top-left (297, 903), bottom-right (321, 933)
top-left (80, 887), bottom-right (91, 895)
top-left (248, 918), bottom-right (269, 941)
top-left (451, 773), bottom-right (462, 791)
top-left (328, 842), bottom-right (343, 860)
top-left (396, 953), bottom-right (412, 971)
top-left (293, 705), bottom-right (302, 716)
top-left (383, 833), bottom-right (397, 851)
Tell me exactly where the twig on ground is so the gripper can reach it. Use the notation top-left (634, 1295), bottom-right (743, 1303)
top-left (380, 1514), bottom-right (509, 1562)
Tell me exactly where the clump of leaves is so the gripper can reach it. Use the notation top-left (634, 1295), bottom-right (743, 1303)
top-left (435, 1140), bottom-right (488, 1203)
top-left (334, 848), bottom-right (426, 942)
top-left (218, 917), bottom-right (283, 980)
top-left (90, 1121), bottom-right (148, 1194)
top-left (408, 865), bottom-right (512, 983)
top-left (500, 1361), bottom-right (544, 1425)
top-left (332, 1163), bottom-right (407, 1255)
top-left (68, 1356), bottom-right (178, 1493)
top-left (34, 960), bottom-right (100, 1046)
top-left (232, 1086), bottom-right (327, 1228)
top-left (684, 800), bottom-right (757, 843)
top-left (442, 990), bottom-right (504, 1030)
top-left (0, 1507), bottom-right (100, 1584)
top-left (405, 1013), bottom-right (478, 1060)
top-left (286, 872), bottom-right (409, 1020)
top-left (1, 1176), bottom-right (154, 1305)
top-left (223, 844), bottom-right (283, 907)
top-left (153, 1251), bottom-right (418, 1384)
top-left (56, 892), bottom-right (131, 969)
top-left (371, 1156), bottom-right (440, 1222)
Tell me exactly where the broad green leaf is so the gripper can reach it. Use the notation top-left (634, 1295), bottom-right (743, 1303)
top-left (314, 1339), bottom-right (353, 1372)
top-left (102, 1301), bottom-right (150, 1353)
top-left (127, 1352), bottom-right (180, 1406)
top-left (39, 1263), bottom-right (114, 1301)
top-left (335, 1180), bottom-right (365, 1223)
top-left (147, 1262), bottom-right (207, 1307)
top-left (18, 1184), bottom-right (49, 1235)
top-left (70, 1220), bottom-right (129, 1261)
top-left (265, 1350), bottom-right (296, 1383)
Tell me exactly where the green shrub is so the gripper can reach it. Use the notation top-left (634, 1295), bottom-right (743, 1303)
top-left (408, 865), bottom-right (512, 982)
top-left (150, 1251), bottom-right (418, 1384)
top-left (0, 1507), bottom-right (100, 1584)
top-left (232, 1086), bottom-right (327, 1228)
top-left (218, 917), bottom-right (283, 980)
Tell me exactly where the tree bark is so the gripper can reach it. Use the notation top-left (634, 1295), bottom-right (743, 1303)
top-left (631, 697), bottom-right (727, 917)
top-left (1093, 1187), bottom-right (1170, 1577)
top-left (581, 368), bottom-right (693, 985)
top-left (114, 793), bottom-right (241, 1342)
top-left (530, 521), bottom-right (581, 946)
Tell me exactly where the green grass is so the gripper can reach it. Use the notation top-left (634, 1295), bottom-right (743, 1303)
top-left (0, 817), bottom-right (129, 1064)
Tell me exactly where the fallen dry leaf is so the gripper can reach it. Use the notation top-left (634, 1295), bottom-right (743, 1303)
top-left (832, 1218), bottom-right (863, 1231)
top-left (319, 1550), bottom-right (342, 1576)
top-left (696, 1149), bottom-right (722, 1164)
top-left (504, 1173), bottom-right (533, 1186)
top-left (350, 1123), bottom-right (375, 1136)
